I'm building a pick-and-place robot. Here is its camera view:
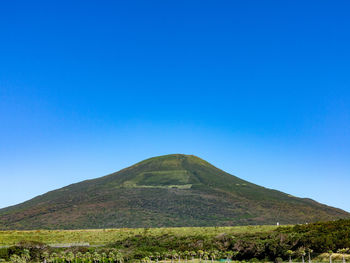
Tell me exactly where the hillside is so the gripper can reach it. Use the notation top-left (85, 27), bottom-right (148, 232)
top-left (0, 154), bottom-right (348, 229)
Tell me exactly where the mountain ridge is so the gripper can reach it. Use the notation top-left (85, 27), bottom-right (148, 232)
top-left (0, 154), bottom-right (348, 230)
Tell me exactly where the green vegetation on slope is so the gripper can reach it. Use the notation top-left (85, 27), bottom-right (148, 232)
top-left (0, 154), bottom-right (348, 230)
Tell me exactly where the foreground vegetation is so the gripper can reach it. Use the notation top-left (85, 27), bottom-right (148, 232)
top-left (0, 225), bottom-right (277, 247)
top-left (1, 220), bottom-right (350, 263)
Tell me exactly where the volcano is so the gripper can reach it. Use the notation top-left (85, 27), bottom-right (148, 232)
top-left (0, 154), bottom-right (348, 229)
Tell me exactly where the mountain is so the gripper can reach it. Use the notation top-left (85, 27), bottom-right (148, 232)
top-left (0, 154), bottom-right (348, 230)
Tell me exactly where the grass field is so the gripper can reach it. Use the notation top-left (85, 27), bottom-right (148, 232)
top-left (1, 220), bottom-right (350, 263)
top-left (0, 225), bottom-right (277, 246)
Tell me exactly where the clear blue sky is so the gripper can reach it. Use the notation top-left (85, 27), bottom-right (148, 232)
top-left (0, 0), bottom-right (349, 212)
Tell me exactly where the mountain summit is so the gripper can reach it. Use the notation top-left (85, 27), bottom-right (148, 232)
top-left (0, 154), bottom-right (348, 229)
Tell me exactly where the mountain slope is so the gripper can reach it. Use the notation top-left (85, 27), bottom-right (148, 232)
top-left (0, 154), bottom-right (348, 229)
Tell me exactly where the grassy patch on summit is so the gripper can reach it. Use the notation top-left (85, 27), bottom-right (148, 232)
top-left (123, 170), bottom-right (191, 187)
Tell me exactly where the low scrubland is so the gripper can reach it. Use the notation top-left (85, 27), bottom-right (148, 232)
top-left (0, 219), bottom-right (349, 263)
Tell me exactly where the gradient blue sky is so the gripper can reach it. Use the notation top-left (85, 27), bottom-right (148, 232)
top-left (0, 0), bottom-right (349, 212)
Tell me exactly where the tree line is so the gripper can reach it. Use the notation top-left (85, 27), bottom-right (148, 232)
top-left (3, 247), bottom-right (350, 263)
